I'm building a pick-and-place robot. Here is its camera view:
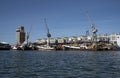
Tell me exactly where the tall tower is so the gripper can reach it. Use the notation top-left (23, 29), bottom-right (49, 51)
top-left (16, 26), bottom-right (25, 45)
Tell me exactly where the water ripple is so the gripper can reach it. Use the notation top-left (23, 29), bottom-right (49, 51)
top-left (0, 51), bottom-right (120, 78)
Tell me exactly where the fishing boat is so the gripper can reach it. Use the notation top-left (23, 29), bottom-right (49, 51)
top-left (62, 45), bottom-right (80, 50)
top-left (62, 44), bottom-right (89, 50)
top-left (36, 45), bottom-right (54, 50)
top-left (0, 42), bottom-right (11, 50)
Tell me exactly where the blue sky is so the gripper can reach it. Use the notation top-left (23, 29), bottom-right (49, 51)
top-left (0, 0), bottom-right (120, 44)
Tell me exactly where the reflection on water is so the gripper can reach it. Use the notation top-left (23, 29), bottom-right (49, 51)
top-left (0, 51), bottom-right (120, 78)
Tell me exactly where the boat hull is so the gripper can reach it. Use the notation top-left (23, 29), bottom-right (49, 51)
top-left (0, 42), bottom-right (11, 50)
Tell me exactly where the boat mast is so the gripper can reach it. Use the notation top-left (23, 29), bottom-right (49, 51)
top-left (44, 18), bottom-right (51, 47)
top-left (86, 12), bottom-right (98, 42)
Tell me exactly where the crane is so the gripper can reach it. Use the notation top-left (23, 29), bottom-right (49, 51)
top-left (44, 18), bottom-right (51, 47)
top-left (26, 25), bottom-right (32, 45)
top-left (86, 30), bottom-right (89, 36)
top-left (86, 12), bottom-right (98, 42)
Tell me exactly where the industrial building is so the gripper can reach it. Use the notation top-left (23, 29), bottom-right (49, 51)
top-left (16, 26), bottom-right (26, 45)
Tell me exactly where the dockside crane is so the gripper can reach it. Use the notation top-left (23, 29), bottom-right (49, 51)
top-left (26, 25), bottom-right (32, 45)
top-left (86, 30), bottom-right (89, 36)
top-left (86, 12), bottom-right (98, 42)
top-left (44, 18), bottom-right (51, 47)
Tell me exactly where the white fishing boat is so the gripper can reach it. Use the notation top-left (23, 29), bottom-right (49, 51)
top-left (62, 45), bottom-right (80, 50)
top-left (62, 44), bottom-right (88, 50)
top-left (37, 45), bottom-right (54, 50)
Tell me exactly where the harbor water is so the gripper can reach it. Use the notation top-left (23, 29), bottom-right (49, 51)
top-left (0, 50), bottom-right (120, 78)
